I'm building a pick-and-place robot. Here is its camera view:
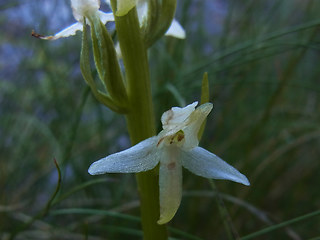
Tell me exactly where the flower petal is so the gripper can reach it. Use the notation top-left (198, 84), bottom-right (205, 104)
top-left (157, 146), bottom-right (182, 224)
top-left (181, 147), bottom-right (250, 186)
top-left (40, 22), bottom-right (84, 40)
top-left (182, 103), bottom-right (213, 149)
top-left (161, 102), bottom-right (198, 131)
top-left (88, 136), bottom-right (160, 175)
top-left (98, 10), bottom-right (115, 24)
top-left (71, 0), bottom-right (100, 22)
top-left (165, 19), bottom-right (186, 39)
top-left (115, 0), bottom-right (136, 16)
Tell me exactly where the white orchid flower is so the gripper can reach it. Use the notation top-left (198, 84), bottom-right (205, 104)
top-left (39, 0), bottom-right (115, 40)
top-left (88, 102), bottom-right (250, 224)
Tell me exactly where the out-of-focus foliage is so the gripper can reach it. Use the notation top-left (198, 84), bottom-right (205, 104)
top-left (1, 0), bottom-right (320, 239)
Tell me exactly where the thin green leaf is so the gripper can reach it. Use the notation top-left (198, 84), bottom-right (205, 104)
top-left (241, 209), bottom-right (320, 240)
top-left (52, 178), bottom-right (113, 205)
top-left (80, 19), bottom-right (128, 114)
top-left (168, 227), bottom-right (204, 240)
top-left (8, 160), bottom-right (62, 240)
top-left (185, 18), bottom-right (320, 77)
top-left (51, 208), bottom-right (203, 240)
top-left (51, 208), bottom-right (140, 222)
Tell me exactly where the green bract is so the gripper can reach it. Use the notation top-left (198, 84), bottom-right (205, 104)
top-left (80, 17), bottom-right (128, 113)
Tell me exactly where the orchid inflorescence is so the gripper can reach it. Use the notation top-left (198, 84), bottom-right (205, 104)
top-left (35, 0), bottom-right (250, 229)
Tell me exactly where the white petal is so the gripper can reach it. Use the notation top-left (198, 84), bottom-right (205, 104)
top-left (158, 102), bottom-right (212, 149)
top-left (71, 0), bottom-right (100, 22)
top-left (165, 19), bottom-right (186, 39)
top-left (158, 146), bottom-right (182, 224)
top-left (182, 102), bottom-right (213, 149)
top-left (161, 102), bottom-right (198, 130)
top-left (98, 10), bottom-right (115, 24)
top-left (88, 136), bottom-right (160, 175)
top-left (181, 147), bottom-right (250, 186)
top-left (40, 22), bottom-right (83, 40)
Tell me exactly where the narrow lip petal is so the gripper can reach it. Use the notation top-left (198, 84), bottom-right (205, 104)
top-left (165, 19), bottom-right (186, 39)
top-left (157, 146), bottom-right (183, 224)
top-left (88, 136), bottom-right (160, 175)
top-left (38, 22), bottom-right (83, 40)
top-left (181, 147), bottom-right (250, 186)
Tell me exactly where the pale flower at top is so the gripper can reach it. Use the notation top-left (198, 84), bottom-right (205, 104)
top-left (105, 0), bottom-right (186, 39)
top-left (39, 0), bottom-right (185, 40)
top-left (88, 102), bottom-right (250, 224)
top-left (39, 0), bottom-right (114, 40)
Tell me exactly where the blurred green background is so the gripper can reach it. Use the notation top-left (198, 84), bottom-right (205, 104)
top-left (1, 0), bottom-right (320, 239)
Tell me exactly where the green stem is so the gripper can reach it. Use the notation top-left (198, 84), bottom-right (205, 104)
top-left (111, 3), bottom-right (168, 240)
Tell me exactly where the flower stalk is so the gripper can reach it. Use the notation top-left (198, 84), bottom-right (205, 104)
top-left (110, 1), bottom-right (168, 239)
